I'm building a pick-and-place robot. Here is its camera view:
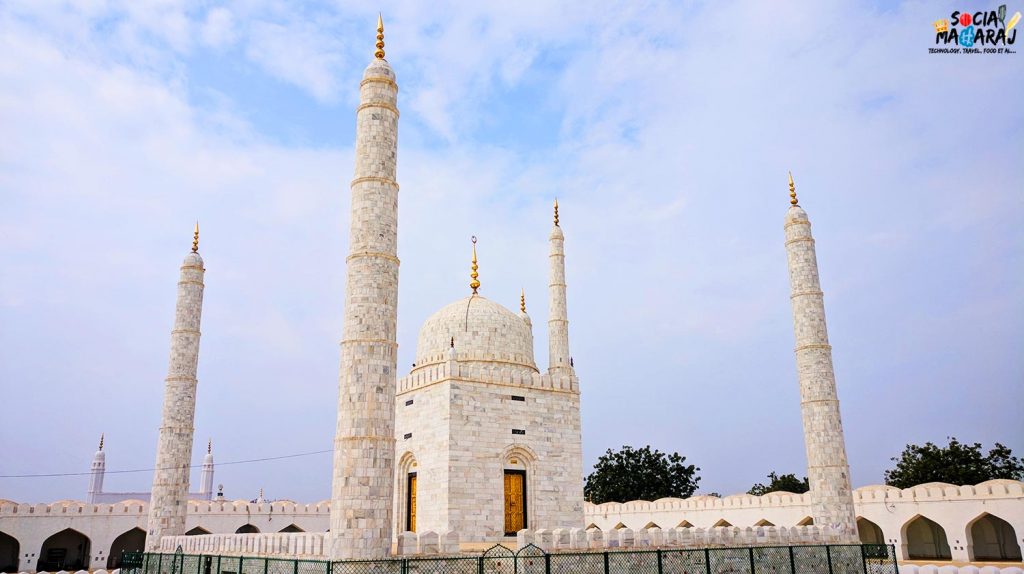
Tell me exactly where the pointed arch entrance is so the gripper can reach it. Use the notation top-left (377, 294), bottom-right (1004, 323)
top-left (857, 517), bottom-right (884, 545)
top-left (279, 524), bottom-right (304, 533)
top-left (235, 524), bottom-right (259, 534)
top-left (903, 515), bottom-right (951, 560)
top-left (107, 528), bottom-right (145, 568)
top-left (968, 513), bottom-right (1022, 561)
top-left (186, 526), bottom-right (211, 536)
top-left (0, 531), bottom-right (19, 573)
top-left (38, 528), bottom-right (90, 571)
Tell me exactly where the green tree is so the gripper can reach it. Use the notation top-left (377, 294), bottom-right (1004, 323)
top-left (747, 472), bottom-right (810, 496)
top-left (584, 445), bottom-right (700, 504)
top-left (884, 437), bottom-right (1024, 488)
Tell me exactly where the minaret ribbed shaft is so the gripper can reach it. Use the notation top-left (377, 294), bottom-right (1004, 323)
top-left (548, 201), bottom-right (572, 375)
top-left (87, 435), bottom-right (105, 504)
top-left (329, 23), bottom-right (400, 560)
top-left (145, 236), bottom-right (205, 550)
top-left (199, 440), bottom-right (214, 501)
top-left (783, 183), bottom-right (858, 542)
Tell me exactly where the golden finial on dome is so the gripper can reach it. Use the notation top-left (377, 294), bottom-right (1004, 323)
top-left (374, 13), bottom-right (385, 60)
top-left (470, 236), bottom-right (480, 294)
top-left (520, 288), bottom-right (526, 313)
top-left (553, 199), bottom-right (560, 226)
top-left (789, 171), bottom-right (798, 206)
top-left (192, 221), bottom-right (200, 253)
top-left (99, 433), bottom-right (104, 451)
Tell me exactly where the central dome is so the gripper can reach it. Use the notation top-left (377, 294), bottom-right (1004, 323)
top-left (413, 295), bottom-right (536, 373)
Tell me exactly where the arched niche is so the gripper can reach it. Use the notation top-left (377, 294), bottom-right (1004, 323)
top-left (755, 519), bottom-right (775, 527)
top-left (796, 516), bottom-right (814, 526)
top-left (857, 517), bottom-right (884, 545)
top-left (278, 524), bottom-right (304, 533)
top-left (0, 531), bottom-right (19, 573)
top-left (107, 528), bottom-right (145, 568)
top-left (235, 524), bottom-right (260, 534)
top-left (903, 515), bottom-right (951, 560)
top-left (644, 522), bottom-right (661, 530)
top-left (185, 526), bottom-right (211, 536)
top-left (713, 519), bottom-right (732, 527)
top-left (38, 528), bottom-right (91, 571)
top-left (968, 513), bottom-right (1022, 561)
top-left (396, 451), bottom-right (418, 534)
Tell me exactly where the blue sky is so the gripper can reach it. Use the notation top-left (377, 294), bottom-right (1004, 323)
top-left (1, 0), bottom-right (1022, 504)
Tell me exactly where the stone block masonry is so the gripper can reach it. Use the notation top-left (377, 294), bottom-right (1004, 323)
top-left (784, 191), bottom-right (858, 542)
top-left (329, 47), bottom-right (401, 560)
top-left (145, 246), bottom-right (205, 551)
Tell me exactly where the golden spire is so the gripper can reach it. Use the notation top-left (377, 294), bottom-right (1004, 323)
top-left (520, 288), bottom-right (526, 313)
top-left (207, 438), bottom-right (212, 455)
top-left (470, 236), bottom-right (480, 294)
top-left (553, 199), bottom-right (560, 226)
top-left (99, 433), bottom-right (104, 451)
top-left (788, 171), bottom-right (798, 206)
top-left (374, 13), bottom-right (385, 60)
top-left (192, 221), bottom-right (200, 253)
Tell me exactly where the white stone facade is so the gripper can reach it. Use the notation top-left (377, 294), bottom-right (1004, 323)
top-left (784, 201), bottom-right (858, 541)
top-left (329, 52), bottom-right (401, 560)
top-left (145, 250), bottom-right (205, 551)
top-left (393, 291), bottom-right (585, 543)
top-left (582, 480), bottom-right (1024, 563)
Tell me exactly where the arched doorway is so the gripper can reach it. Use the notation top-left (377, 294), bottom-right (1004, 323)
top-left (796, 516), bottom-right (814, 526)
top-left (969, 513), bottom-right (1022, 561)
top-left (186, 527), bottom-right (211, 536)
top-left (107, 528), bottom-right (145, 568)
top-left (903, 515), bottom-right (951, 560)
top-left (857, 517), bottom-right (884, 544)
top-left (713, 519), bottom-right (732, 527)
top-left (278, 524), bottom-right (304, 533)
top-left (501, 448), bottom-right (533, 536)
top-left (38, 528), bottom-right (90, 571)
top-left (235, 524), bottom-right (260, 533)
top-left (0, 531), bottom-right (19, 573)
top-left (755, 519), bottom-right (775, 527)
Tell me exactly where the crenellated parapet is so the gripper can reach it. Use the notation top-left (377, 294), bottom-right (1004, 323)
top-left (397, 361), bottom-right (579, 396)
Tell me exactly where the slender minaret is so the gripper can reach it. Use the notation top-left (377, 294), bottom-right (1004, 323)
top-left (329, 14), bottom-right (400, 560)
top-left (783, 174), bottom-right (858, 541)
top-left (87, 434), bottom-right (105, 503)
top-left (548, 200), bottom-right (573, 375)
top-left (199, 439), bottom-right (214, 501)
top-left (145, 223), bottom-right (205, 550)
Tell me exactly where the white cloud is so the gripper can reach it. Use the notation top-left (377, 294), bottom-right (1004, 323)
top-left (201, 7), bottom-right (238, 49)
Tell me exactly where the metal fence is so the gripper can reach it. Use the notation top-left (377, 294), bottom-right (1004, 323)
top-left (121, 543), bottom-right (897, 574)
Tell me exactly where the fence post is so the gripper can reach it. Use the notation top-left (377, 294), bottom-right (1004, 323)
top-left (294, 558), bottom-right (299, 574)
top-left (264, 557), bottom-right (269, 574)
top-left (748, 547), bottom-right (755, 574)
top-left (826, 546), bottom-right (834, 574)
top-left (657, 549), bottom-right (663, 574)
top-left (859, 544), bottom-right (867, 574)
top-left (477, 556), bottom-right (483, 574)
top-left (327, 559), bottom-right (332, 574)
top-left (545, 554), bottom-right (551, 574)
top-left (788, 546), bottom-right (795, 574)
top-left (158, 552), bottom-right (163, 574)
top-left (603, 551), bottom-right (609, 574)
top-left (890, 544), bottom-right (898, 574)
top-left (704, 548), bottom-right (710, 574)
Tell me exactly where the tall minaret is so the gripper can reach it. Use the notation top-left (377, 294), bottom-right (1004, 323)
top-left (199, 439), bottom-right (214, 501)
top-left (329, 15), bottom-right (400, 560)
top-left (87, 434), bottom-right (105, 503)
top-left (548, 200), bottom-right (573, 375)
top-left (783, 174), bottom-right (858, 542)
top-left (145, 223), bottom-right (205, 551)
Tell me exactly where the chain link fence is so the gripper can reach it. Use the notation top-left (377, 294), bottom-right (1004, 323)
top-left (122, 543), bottom-right (896, 574)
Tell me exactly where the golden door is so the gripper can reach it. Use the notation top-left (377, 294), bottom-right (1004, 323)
top-left (407, 474), bottom-right (417, 532)
top-left (503, 471), bottom-right (525, 534)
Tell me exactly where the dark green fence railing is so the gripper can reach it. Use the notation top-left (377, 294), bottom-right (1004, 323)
top-left (120, 543), bottom-right (897, 574)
